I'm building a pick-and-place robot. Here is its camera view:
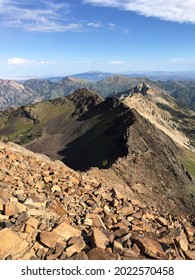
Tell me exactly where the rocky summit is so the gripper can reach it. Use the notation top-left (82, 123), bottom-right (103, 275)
top-left (0, 141), bottom-right (195, 260)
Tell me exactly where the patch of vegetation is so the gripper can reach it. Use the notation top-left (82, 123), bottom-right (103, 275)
top-left (179, 151), bottom-right (195, 181)
top-left (156, 103), bottom-right (192, 119)
top-left (18, 131), bottom-right (42, 145)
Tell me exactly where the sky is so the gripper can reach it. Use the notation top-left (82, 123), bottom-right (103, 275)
top-left (1, 0), bottom-right (195, 79)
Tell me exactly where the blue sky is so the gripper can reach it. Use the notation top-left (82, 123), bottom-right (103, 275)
top-left (0, 0), bottom-right (195, 79)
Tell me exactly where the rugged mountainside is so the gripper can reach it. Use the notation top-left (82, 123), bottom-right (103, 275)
top-left (0, 89), bottom-right (194, 215)
top-left (159, 80), bottom-right (195, 111)
top-left (0, 79), bottom-right (36, 110)
top-left (118, 82), bottom-right (195, 150)
top-left (0, 141), bottom-right (195, 260)
top-left (0, 75), bottom-right (157, 110)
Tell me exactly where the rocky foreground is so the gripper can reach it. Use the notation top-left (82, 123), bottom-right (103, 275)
top-left (0, 141), bottom-right (195, 260)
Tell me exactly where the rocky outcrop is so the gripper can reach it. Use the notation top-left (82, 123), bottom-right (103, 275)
top-left (0, 141), bottom-right (194, 260)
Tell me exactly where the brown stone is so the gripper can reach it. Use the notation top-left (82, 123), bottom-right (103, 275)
top-left (132, 243), bottom-right (141, 255)
top-left (8, 153), bottom-right (17, 161)
top-left (184, 250), bottom-right (195, 260)
top-left (123, 248), bottom-right (140, 258)
top-left (175, 230), bottom-right (189, 252)
top-left (143, 212), bottom-right (155, 220)
top-left (36, 248), bottom-right (47, 259)
top-left (87, 214), bottom-right (106, 229)
top-left (40, 231), bottom-right (62, 248)
top-left (156, 217), bottom-right (168, 226)
top-left (91, 228), bottom-right (109, 249)
top-left (84, 218), bottom-right (93, 226)
top-left (132, 211), bottom-right (143, 219)
top-left (131, 199), bottom-right (146, 208)
top-left (112, 188), bottom-right (124, 199)
top-left (160, 228), bottom-right (181, 244)
top-left (55, 242), bottom-right (66, 254)
top-left (0, 198), bottom-right (4, 211)
top-left (185, 226), bottom-right (195, 237)
top-left (66, 251), bottom-right (89, 260)
top-left (51, 185), bottom-right (61, 193)
top-left (113, 240), bottom-right (123, 255)
top-left (53, 222), bottom-right (81, 240)
top-left (4, 201), bottom-right (26, 216)
top-left (16, 212), bottom-right (29, 224)
top-left (44, 176), bottom-right (53, 183)
top-left (26, 217), bottom-right (40, 229)
top-left (0, 214), bottom-right (9, 220)
top-left (0, 189), bottom-right (11, 202)
top-left (118, 206), bottom-right (134, 216)
top-left (134, 237), bottom-right (165, 259)
top-left (68, 236), bottom-right (86, 251)
top-left (131, 225), bottom-right (144, 231)
top-left (66, 244), bottom-right (81, 258)
top-left (87, 248), bottom-right (118, 260)
top-left (0, 228), bottom-right (29, 258)
top-left (25, 225), bottom-right (36, 235)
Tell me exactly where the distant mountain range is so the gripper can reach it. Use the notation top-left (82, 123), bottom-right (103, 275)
top-left (46, 71), bottom-right (195, 82)
top-left (0, 75), bottom-right (151, 110)
top-left (1, 74), bottom-right (195, 111)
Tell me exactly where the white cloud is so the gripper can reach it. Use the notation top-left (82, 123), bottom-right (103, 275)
top-left (7, 57), bottom-right (33, 65)
top-left (7, 57), bottom-right (56, 65)
top-left (108, 22), bottom-right (117, 29)
top-left (40, 60), bottom-right (55, 65)
top-left (87, 22), bottom-right (102, 28)
top-left (83, 0), bottom-right (195, 24)
top-left (110, 61), bottom-right (125, 65)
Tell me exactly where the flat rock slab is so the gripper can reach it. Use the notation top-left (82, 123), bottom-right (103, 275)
top-left (0, 228), bottom-right (29, 258)
top-left (134, 236), bottom-right (165, 259)
top-left (53, 222), bottom-right (82, 240)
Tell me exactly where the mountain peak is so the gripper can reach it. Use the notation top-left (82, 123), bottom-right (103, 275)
top-left (60, 76), bottom-right (88, 84)
top-left (133, 82), bottom-right (150, 94)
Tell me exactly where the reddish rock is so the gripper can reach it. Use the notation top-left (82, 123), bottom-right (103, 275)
top-left (0, 228), bottom-right (29, 259)
top-left (134, 237), bottom-right (165, 259)
top-left (91, 228), bottom-right (109, 249)
top-left (4, 201), bottom-right (26, 216)
top-left (53, 222), bottom-right (82, 240)
top-left (87, 248), bottom-right (119, 260)
top-left (67, 252), bottom-right (89, 260)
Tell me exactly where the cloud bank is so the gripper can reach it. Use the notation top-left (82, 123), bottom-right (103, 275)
top-left (83, 0), bottom-right (195, 24)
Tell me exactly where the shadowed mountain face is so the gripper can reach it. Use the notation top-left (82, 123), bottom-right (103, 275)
top-left (58, 98), bottom-right (135, 170)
